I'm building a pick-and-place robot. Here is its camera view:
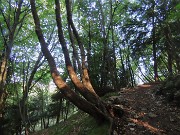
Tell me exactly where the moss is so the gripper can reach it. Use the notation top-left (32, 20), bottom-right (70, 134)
top-left (78, 115), bottom-right (109, 135)
top-left (102, 92), bottom-right (118, 99)
top-left (30, 111), bottom-right (110, 135)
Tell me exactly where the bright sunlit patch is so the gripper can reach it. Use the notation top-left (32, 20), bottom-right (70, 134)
top-left (91, 2), bottom-right (96, 8)
top-left (129, 0), bottom-right (136, 3)
top-left (48, 80), bottom-right (56, 93)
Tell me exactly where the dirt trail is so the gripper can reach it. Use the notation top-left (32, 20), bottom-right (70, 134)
top-left (118, 84), bottom-right (180, 135)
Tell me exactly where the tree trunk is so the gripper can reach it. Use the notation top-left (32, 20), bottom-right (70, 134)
top-left (166, 41), bottom-right (173, 75)
top-left (30, 0), bottom-right (111, 124)
top-left (56, 98), bottom-right (62, 124)
top-left (97, 0), bottom-right (109, 88)
top-left (0, 0), bottom-right (24, 133)
top-left (152, 1), bottom-right (159, 81)
top-left (65, 0), bottom-right (96, 94)
top-left (55, 0), bottom-right (111, 118)
top-left (0, 41), bottom-right (13, 135)
top-left (164, 25), bottom-right (180, 74)
top-left (67, 23), bottom-right (81, 73)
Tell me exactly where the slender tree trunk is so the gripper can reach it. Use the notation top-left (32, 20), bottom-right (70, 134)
top-left (111, 27), bottom-right (118, 88)
top-left (20, 52), bottom-right (45, 134)
top-left (65, 0), bottom-right (96, 93)
top-left (67, 23), bottom-right (81, 74)
top-left (97, 0), bottom-right (108, 88)
top-left (30, 0), bottom-right (111, 123)
top-left (0, 54), bottom-right (8, 134)
top-left (56, 98), bottom-right (62, 124)
top-left (87, 21), bottom-right (92, 71)
top-left (164, 25), bottom-right (179, 74)
top-left (166, 41), bottom-right (173, 75)
top-left (56, 1), bottom-right (111, 119)
top-left (0, 1), bottom-right (24, 133)
top-left (30, 2), bottom-right (125, 134)
top-left (0, 40), bottom-right (14, 134)
top-left (65, 101), bottom-right (70, 120)
top-left (119, 47), bottom-right (127, 87)
top-left (153, 38), bottom-right (158, 81)
top-left (109, 0), bottom-right (117, 88)
top-left (126, 46), bottom-right (135, 87)
top-left (152, 2), bottom-right (159, 81)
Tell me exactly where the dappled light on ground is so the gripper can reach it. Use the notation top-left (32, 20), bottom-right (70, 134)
top-left (130, 118), bottom-right (165, 134)
top-left (137, 84), bottom-right (152, 88)
top-left (114, 83), bottom-right (180, 135)
top-left (31, 83), bottom-right (180, 135)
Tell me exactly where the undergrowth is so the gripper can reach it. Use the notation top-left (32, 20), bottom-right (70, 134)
top-left (31, 111), bottom-right (110, 135)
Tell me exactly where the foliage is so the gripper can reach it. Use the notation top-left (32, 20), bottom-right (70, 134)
top-left (156, 74), bottom-right (180, 105)
top-left (1, 0), bottom-right (180, 134)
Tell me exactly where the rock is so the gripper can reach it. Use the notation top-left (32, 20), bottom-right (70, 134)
top-left (169, 116), bottom-right (175, 122)
top-left (114, 104), bottom-right (124, 109)
top-left (120, 88), bottom-right (126, 91)
top-left (112, 105), bottom-right (124, 117)
top-left (148, 112), bottom-right (157, 118)
top-left (134, 114), bottom-right (139, 119)
top-left (108, 96), bottom-right (127, 104)
top-left (113, 131), bottom-right (118, 135)
top-left (130, 111), bottom-right (136, 116)
top-left (130, 128), bottom-right (135, 131)
top-left (175, 127), bottom-right (180, 131)
top-left (113, 97), bottom-right (124, 104)
top-left (174, 91), bottom-right (180, 101)
top-left (118, 91), bottom-right (124, 95)
top-left (177, 116), bottom-right (180, 120)
top-left (108, 96), bottom-right (119, 101)
top-left (128, 123), bottom-right (136, 126)
top-left (141, 108), bottom-right (147, 111)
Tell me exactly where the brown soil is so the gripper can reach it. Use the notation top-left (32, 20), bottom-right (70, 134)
top-left (116, 83), bottom-right (180, 135)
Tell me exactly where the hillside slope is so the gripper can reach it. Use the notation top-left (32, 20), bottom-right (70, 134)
top-left (31, 83), bottom-right (180, 135)
top-left (31, 111), bottom-right (110, 135)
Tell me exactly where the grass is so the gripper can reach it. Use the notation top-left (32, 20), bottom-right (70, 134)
top-left (30, 91), bottom-right (119, 135)
top-left (31, 111), bottom-right (110, 135)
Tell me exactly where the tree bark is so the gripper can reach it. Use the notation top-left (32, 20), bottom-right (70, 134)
top-left (97, 0), bottom-right (109, 88)
top-left (164, 25), bottom-right (180, 74)
top-left (0, 0), bottom-right (24, 133)
top-left (30, 0), bottom-right (110, 123)
top-left (65, 0), bottom-right (96, 94)
top-left (55, 1), bottom-right (110, 117)
top-left (152, 1), bottom-right (159, 81)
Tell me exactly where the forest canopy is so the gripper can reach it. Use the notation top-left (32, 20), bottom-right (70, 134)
top-left (0, 0), bottom-right (179, 134)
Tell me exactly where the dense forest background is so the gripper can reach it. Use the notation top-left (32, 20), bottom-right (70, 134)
top-left (0, 0), bottom-right (179, 134)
